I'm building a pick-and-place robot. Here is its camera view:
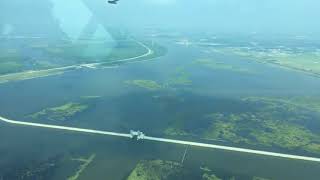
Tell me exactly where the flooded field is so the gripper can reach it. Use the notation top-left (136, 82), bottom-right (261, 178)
top-left (1, 35), bottom-right (320, 179)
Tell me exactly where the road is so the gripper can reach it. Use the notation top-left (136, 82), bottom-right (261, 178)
top-left (0, 116), bottom-right (132, 138)
top-left (1, 115), bottom-right (320, 163)
top-left (144, 136), bottom-right (320, 162)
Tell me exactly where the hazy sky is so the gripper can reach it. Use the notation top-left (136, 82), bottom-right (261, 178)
top-left (102, 0), bottom-right (320, 34)
top-left (1, 0), bottom-right (320, 36)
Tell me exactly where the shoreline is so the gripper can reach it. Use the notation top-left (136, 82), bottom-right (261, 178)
top-left (0, 39), bottom-right (154, 84)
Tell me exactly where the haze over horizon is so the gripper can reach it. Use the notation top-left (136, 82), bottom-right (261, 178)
top-left (106, 0), bottom-right (320, 35)
top-left (1, 0), bottom-right (319, 37)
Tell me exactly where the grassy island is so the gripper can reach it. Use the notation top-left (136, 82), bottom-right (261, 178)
top-left (167, 68), bottom-right (192, 86)
top-left (28, 102), bottom-right (88, 121)
top-left (127, 160), bottom-right (184, 180)
top-left (125, 80), bottom-right (163, 90)
top-left (125, 67), bottom-right (193, 91)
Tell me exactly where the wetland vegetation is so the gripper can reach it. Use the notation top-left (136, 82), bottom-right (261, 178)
top-left (2, 0), bottom-right (320, 179)
top-left (27, 102), bottom-right (89, 121)
top-left (194, 58), bottom-right (255, 74)
top-left (0, 153), bottom-right (93, 180)
top-left (127, 160), bottom-right (185, 180)
top-left (125, 68), bottom-right (193, 91)
top-left (164, 96), bottom-right (320, 155)
top-left (167, 67), bottom-right (193, 86)
top-left (127, 160), bottom-right (271, 180)
top-left (124, 56), bottom-right (256, 93)
top-left (125, 80), bottom-right (163, 90)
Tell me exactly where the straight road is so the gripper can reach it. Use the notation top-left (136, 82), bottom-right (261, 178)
top-left (1, 115), bottom-right (320, 163)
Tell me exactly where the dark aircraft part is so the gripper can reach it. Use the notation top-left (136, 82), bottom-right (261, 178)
top-left (107, 0), bottom-right (119, 4)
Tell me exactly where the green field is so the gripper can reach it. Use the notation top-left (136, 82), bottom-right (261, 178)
top-left (0, 67), bottom-right (75, 84)
top-left (213, 47), bottom-right (320, 76)
top-left (0, 49), bottom-right (23, 74)
top-left (0, 39), bottom-right (167, 83)
top-left (32, 40), bottom-right (148, 64)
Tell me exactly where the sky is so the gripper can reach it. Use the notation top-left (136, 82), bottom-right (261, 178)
top-left (102, 0), bottom-right (320, 35)
top-left (1, 0), bottom-right (320, 36)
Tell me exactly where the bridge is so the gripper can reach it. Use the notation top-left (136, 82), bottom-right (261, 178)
top-left (1, 115), bottom-right (320, 163)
